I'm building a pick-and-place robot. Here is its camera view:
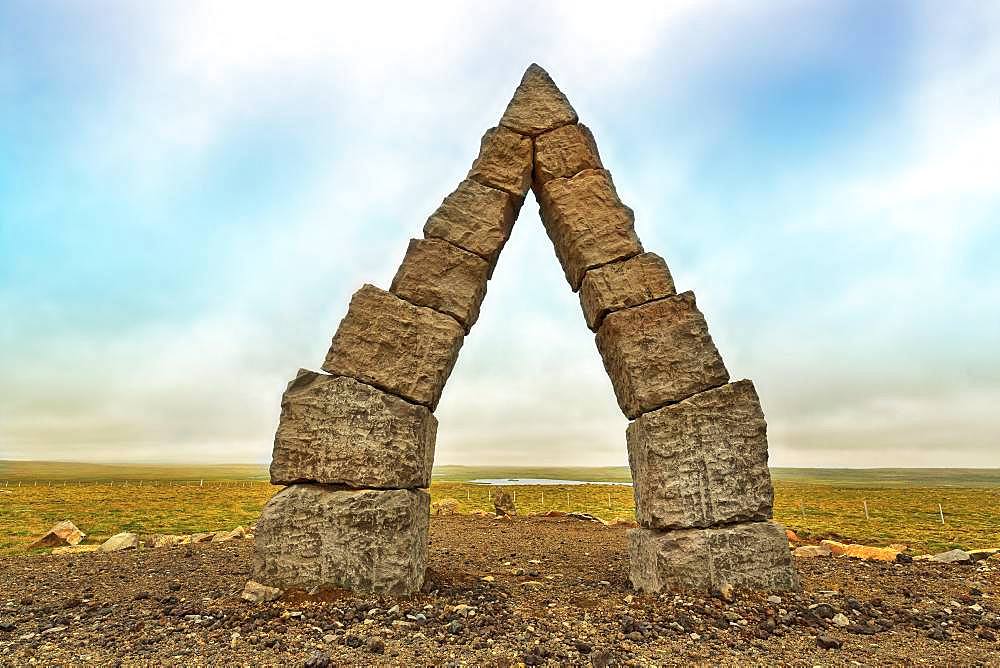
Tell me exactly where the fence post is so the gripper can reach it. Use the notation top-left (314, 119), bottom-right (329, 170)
top-left (863, 500), bottom-right (869, 521)
top-left (939, 503), bottom-right (945, 525)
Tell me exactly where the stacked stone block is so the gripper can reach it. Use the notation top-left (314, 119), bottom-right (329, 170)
top-left (257, 63), bottom-right (798, 596)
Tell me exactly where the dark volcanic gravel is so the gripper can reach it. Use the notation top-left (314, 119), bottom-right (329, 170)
top-left (2, 515), bottom-right (999, 666)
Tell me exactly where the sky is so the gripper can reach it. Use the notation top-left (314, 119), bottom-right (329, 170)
top-left (1, 1), bottom-right (998, 468)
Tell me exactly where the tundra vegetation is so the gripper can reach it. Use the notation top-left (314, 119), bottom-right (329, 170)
top-left (2, 462), bottom-right (997, 557)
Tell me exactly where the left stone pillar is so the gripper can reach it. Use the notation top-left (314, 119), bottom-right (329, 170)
top-left (254, 287), bottom-right (463, 594)
top-left (256, 101), bottom-right (532, 594)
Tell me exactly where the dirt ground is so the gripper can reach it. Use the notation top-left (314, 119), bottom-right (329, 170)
top-left (2, 515), bottom-right (998, 667)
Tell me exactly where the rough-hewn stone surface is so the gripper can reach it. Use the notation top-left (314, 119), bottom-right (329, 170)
top-left (534, 123), bottom-right (602, 185)
top-left (628, 521), bottom-right (799, 593)
top-left (627, 380), bottom-right (773, 530)
top-left (493, 490), bottom-right (517, 516)
top-left (467, 126), bottom-right (532, 197)
top-left (596, 291), bottom-right (729, 418)
top-left (423, 179), bottom-right (518, 273)
top-left (29, 521), bottom-right (86, 550)
top-left (253, 485), bottom-right (430, 595)
top-left (579, 252), bottom-right (675, 330)
top-left (499, 64), bottom-right (578, 137)
top-left (269, 370), bottom-right (437, 489)
top-left (390, 238), bottom-right (490, 332)
top-left (537, 169), bottom-right (643, 290)
top-left (101, 532), bottom-right (139, 552)
top-left (322, 285), bottom-right (464, 410)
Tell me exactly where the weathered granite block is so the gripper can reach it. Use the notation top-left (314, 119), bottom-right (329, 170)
top-left (467, 126), bottom-right (532, 198)
top-left (270, 370), bottom-right (437, 488)
top-left (500, 64), bottom-right (578, 137)
top-left (627, 380), bottom-right (773, 529)
top-left (537, 169), bottom-right (643, 290)
top-left (254, 485), bottom-right (430, 595)
top-left (534, 123), bottom-right (602, 185)
top-left (390, 238), bottom-right (490, 332)
top-left (579, 252), bottom-right (675, 330)
top-left (322, 284), bottom-right (464, 410)
top-left (423, 179), bottom-right (518, 274)
top-left (596, 291), bottom-right (729, 418)
top-left (628, 521), bottom-right (799, 593)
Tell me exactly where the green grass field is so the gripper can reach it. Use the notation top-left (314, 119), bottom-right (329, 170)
top-left (2, 462), bottom-right (998, 557)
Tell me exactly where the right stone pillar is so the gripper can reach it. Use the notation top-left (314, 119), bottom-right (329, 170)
top-left (532, 75), bottom-right (799, 594)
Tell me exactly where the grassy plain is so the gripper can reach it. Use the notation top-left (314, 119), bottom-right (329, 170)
top-left (2, 462), bottom-right (998, 557)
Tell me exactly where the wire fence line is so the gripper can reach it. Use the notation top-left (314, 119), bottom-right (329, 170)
top-left (0, 479), bottom-right (971, 527)
top-left (1, 479), bottom-right (271, 488)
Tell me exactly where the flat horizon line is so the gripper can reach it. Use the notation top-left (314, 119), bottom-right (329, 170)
top-left (1, 459), bottom-right (999, 471)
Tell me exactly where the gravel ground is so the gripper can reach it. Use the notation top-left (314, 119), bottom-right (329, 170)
top-left (2, 515), bottom-right (999, 666)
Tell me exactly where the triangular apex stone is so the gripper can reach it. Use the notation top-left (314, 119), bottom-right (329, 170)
top-left (500, 64), bottom-right (578, 137)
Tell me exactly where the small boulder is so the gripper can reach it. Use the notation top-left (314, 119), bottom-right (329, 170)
top-left (146, 534), bottom-right (189, 548)
top-left (241, 580), bottom-right (281, 603)
top-left (793, 545), bottom-right (832, 558)
top-left (212, 526), bottom-right (246, 543)
top-left (28, 521), bottom-right (86, 550)
top-left (190, 532), bottom-right (216, 543)
top-left (843, 545), bottom-right (899, 562)
top-left (817, 634), bottom-right (842, 650)
top-left (431, 498), bottom-right (460, 516)
top-left (930, 549), bottom-right (972, 564)
top-left (716, 582), bottom-right (735, 602)
top-left (493, 490), bottom-right (516, 516)
top-left (832, 613), bottom-right (850, 627)
top-left (820, 540), bottom-right (849, 556)
top-left (51, 545), bottom-right (100, 555)
top-left (542, 510), bottom-right (567, 517)
top-left (785, 529), bottom-right (800, 543)
top-left (968, 548), bottom-right (999, 562)
top-left (609, 518), bottom-right (638, 528)
top-left (567, 512), bottom-right (607, 525)
top-left (100, 532), bottom-right (139, 552)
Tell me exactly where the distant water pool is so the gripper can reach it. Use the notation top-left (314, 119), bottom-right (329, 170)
top-left (467, 478), bottom-right (632, 486)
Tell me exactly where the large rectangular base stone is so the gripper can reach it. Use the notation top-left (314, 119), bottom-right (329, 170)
top-left (628, 521), bottom-right (799, 593)
top-left (627, 380), bottom-right (773, 529)
top-left (253, 485), bottom-right (430, 595)
top-left (323, 284), bottom-right (464, 410)
top-left (269, 370), bottom-right (436, 488)
top-left (596, 291), bottom-right (729, 419)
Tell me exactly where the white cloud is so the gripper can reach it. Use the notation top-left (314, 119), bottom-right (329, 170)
top-left (5, 1), bottom-right (999, 467)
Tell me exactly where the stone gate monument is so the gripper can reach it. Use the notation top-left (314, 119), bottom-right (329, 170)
top-left (254, 65), bottom-right (799, 595)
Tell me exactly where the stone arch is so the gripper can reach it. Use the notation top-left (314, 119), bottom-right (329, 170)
top-left (254, 65), bottom-right (798, 596)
